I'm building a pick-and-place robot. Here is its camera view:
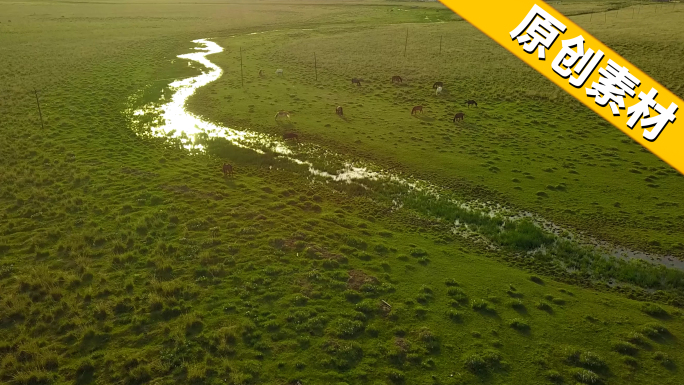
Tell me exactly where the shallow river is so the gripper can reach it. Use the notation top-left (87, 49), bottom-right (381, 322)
top-left (126, 35), bottom-right (684, 273)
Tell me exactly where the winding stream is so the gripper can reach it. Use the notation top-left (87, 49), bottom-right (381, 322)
top-left (125, 36), bottom-right (684, 273)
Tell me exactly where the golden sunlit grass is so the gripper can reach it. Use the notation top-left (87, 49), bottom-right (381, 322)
top-left (1, 1), bottom-right (684, 384)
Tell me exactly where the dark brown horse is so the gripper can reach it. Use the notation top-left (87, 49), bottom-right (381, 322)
top-left (283, 132), bottom-right (300, 143)
top-left (433, 81), bottom-right (443, 89)
top-left (222, 163), bottom-right (234, 177)
top-left (391, 75), bottom-right (403, 83)
top-left (352, 78), bottom-right (362, 86)
top-left (465, 100), bottom-right (478, 108)
top-left (453, 112), bottom-right (465, 122)
top-left (411, 106), bottom-right (423, 115)
top-left (336, 106), bottom-right (343, 116)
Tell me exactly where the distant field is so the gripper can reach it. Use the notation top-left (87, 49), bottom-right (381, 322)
top-left (1, 1), bottom-right (684, 385)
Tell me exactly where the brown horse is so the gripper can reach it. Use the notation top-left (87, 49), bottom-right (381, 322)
top-left (411, 106), bottom-right (423, 115)
top-left (352, 78), bottom-right (362, 86)
top-left (222, 163), bottom-right (234, 177)
top-left (275, 110), bottom-right (290, 120)
top-left (391, 75), bottom-right (403, 83)
top-left (336, 106), bottom-right (343, 116)
top-left (453, 112), bottom-right (465, 122)
top-left (433, 81), bottom-right (443, 89)
top-left (465, 100), bottom-right (478, 108)
top-left (283, 132), bottom-right (299, 143)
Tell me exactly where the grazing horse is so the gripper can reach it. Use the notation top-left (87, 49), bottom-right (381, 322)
top-left (391, 75), bottom-right (403, 83)
top-left (411, 106), bottom-right (423, 115)
top-left (453, 112), bottom-right (465, 122)
top-left (465, 100), bottom-right (478, 108)
top-left (433, 81), bottom-right (443, 89)
top-left (283, 132), bottom-right (299, 143)
top-left (435, 86), bottom-right (443, 96)
top-left (276, 69), bottom-right (284, 76)
top-left (275, 110), bottom-right (290, 120)
top-left (222, 163), bottom-right (234, 177)
top-left (336, 106), bottom-right (343, 116)
top-left (352, 78), bottom-right (362, 86)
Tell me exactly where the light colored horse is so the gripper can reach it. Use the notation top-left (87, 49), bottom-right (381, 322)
top-left (276, 69), bottom-right (283, 76)
top-left (275, 110), bottom-right (290, 120)
top-left (435, 86), bottom-right (443, 96)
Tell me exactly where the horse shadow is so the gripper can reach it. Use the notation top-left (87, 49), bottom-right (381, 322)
top-left (223, 176), bottom-right (237, 186)
top-left (276, 120), bottom-right (295, 129)
top-left (413, 114), bottom-right (435, 122)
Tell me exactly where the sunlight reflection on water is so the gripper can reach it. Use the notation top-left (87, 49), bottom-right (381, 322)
top-left (128, 38), bottom-right (432, 192)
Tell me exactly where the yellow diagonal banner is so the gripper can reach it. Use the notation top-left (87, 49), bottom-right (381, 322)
top-left (439, 0), bottom-right (683, 174)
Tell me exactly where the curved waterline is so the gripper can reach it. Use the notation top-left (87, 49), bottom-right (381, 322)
top-left (125, 36), bottom-right (684, 274)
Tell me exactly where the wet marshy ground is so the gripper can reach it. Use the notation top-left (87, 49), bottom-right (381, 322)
top-left (126, 36), bottom-right (684, 289)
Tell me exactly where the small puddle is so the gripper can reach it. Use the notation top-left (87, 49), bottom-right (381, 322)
top-left (125, 36), bottom-right (684, 274)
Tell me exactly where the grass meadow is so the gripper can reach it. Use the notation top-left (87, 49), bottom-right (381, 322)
top-left (1, 1), bottom-right (684, 384)
top-left (188, 1), bottom-right (684, 257)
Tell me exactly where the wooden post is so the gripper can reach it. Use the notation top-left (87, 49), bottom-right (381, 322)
top-left (404, 28), bottom-right (408, 57)
top-left (240, 47), bottom-right (244, 88)
top-left (33, 89), bottom-right (44, 130)
top-left (439, 35), bottom-right (442, 56)
top-left (314, 52), bottom-right (318, 81)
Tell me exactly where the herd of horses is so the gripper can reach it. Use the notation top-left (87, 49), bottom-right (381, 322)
top-left (274, 75), bottom-right (477, 125)
top-left (222, 71), bottom-right (478, 177)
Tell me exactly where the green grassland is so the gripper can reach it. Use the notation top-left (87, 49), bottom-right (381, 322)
top-left (1, 1), bottom-right (684, 385)
top-left (186, 1), bottom-right (684, 257)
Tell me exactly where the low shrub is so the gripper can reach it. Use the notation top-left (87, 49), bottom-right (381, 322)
top-left (446, 310), bottom-right (463, 322)
top-left (640, 303), bottom-right (669, 318)
top-left (572, 368), bottom-right (600, 384)
top-left (508, 318), bottom-right (530, 331)
top-left (463, 349), bottom-right (504, 374)
top-left (612, 341), bottom-right (639, 356)
top-left (545, 370), bottom-right (563, 383)
top-left (654, 351), bottom-right (675, 368)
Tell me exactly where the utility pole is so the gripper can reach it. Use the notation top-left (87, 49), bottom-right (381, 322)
top-left (33, 89), bottom-right (44, 130)
top-left (240, 47), bottom-right (244, 88)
